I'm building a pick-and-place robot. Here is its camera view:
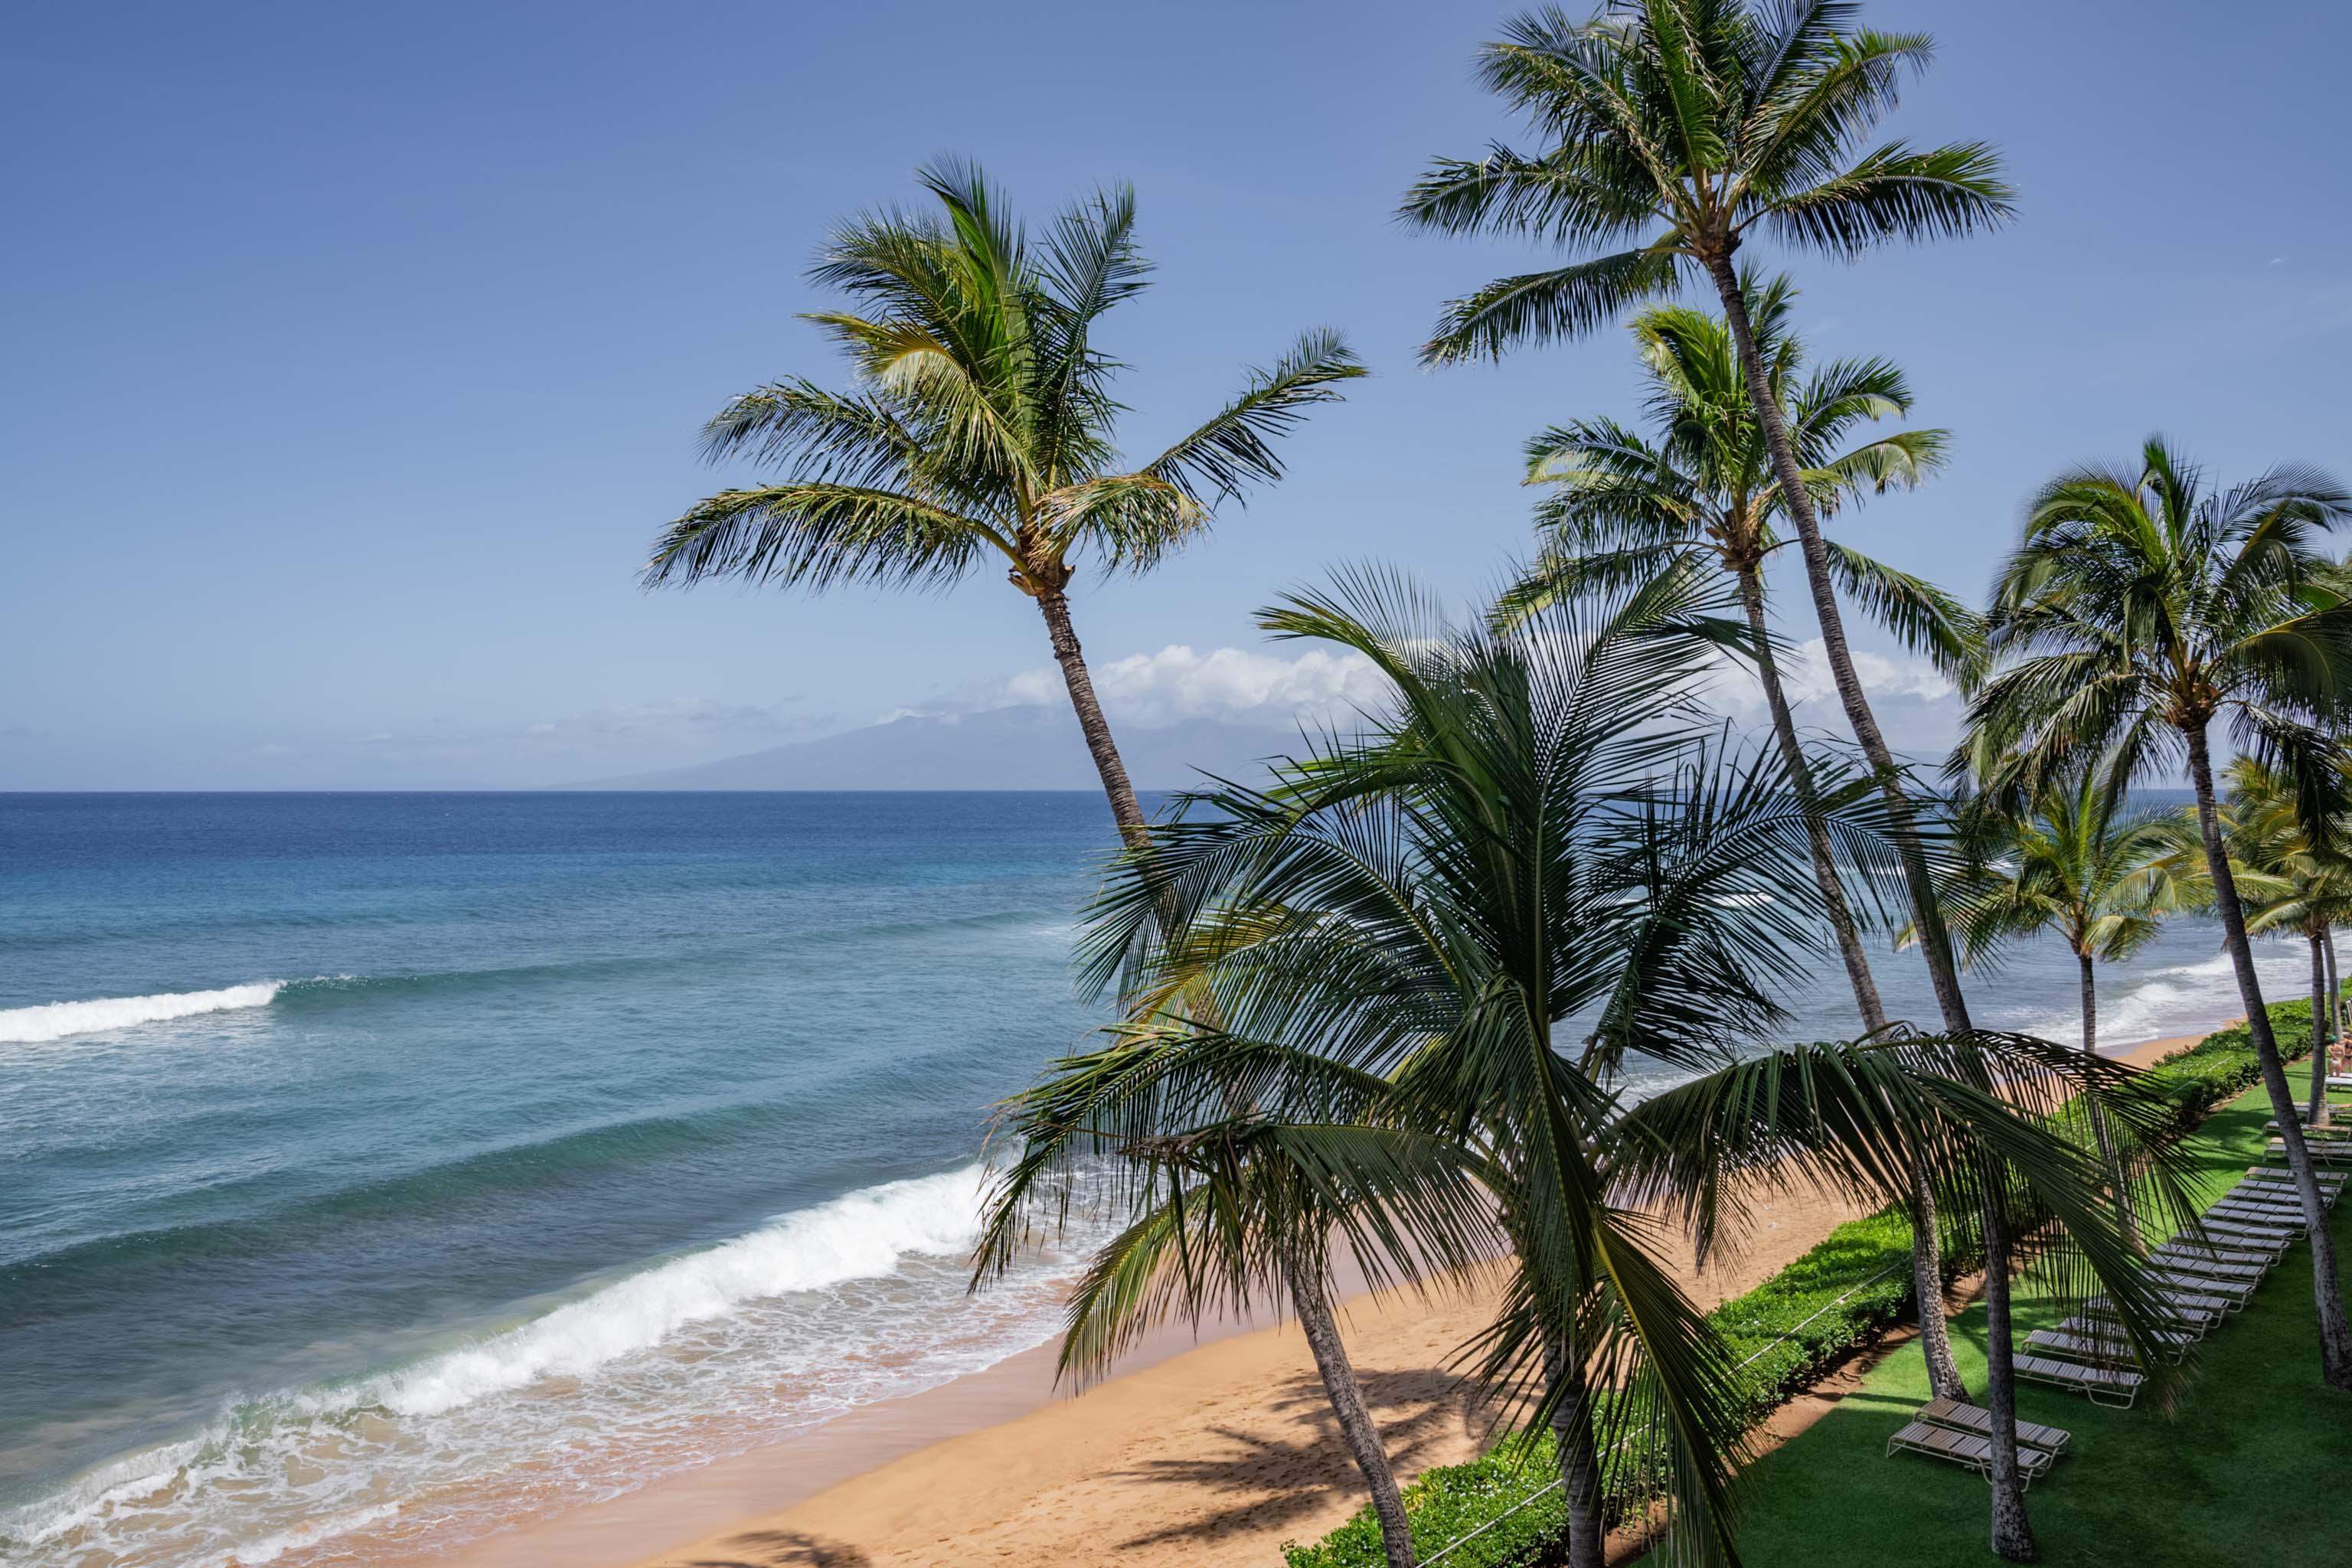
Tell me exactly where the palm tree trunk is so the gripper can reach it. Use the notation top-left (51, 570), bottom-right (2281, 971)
top-left (1978, 1164), bottom-right (2037, 1563)
top-left (2079, 951), bottom-right (2138, 1249)
top-left (2185, 721), bottom-right (2352, 1388)
top-left (2330, 928), bottom-right (2344, 1121)
top-left (1544, 1334), bottom-right (1607, 1568)
top-left (1737, 566), bottom-right (1965, 1397)
top-left (2311, 932), bottom-right (2333, 1127)
top-left (1035, 586), bottom-right (1150, 851)
top-left (1707, 257), bottom-right (2047, 1546)
top-left (2329, 927), bottom-right (2343, 1055)
top-left (1701, 257), bottom-right (1972, 1038)
top-left (1287, 1259), bottom-right (1416, 1568)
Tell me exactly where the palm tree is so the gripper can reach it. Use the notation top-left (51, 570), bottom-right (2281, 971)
top-left (644, 159), bottom-right (1364, 848)
top-left (1400, 0), bottom-right (2012, 1045)
top-left (1965, 436), bottom-right (2352, 1391)
top-left (1011, 567), bottom-right (2190, 1566)
top-left (975, 928), bottom-right (1494, 1568)
top-left (1929, 771), bottom-right (2209, 1243)
top-left (2225, 755), bottom-right (2352, 1123)
top-left (1498, 271), bottom-right (1979, 1395)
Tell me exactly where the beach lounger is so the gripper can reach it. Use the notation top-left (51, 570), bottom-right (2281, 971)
top-left (2239, 1168), bottom-right (2344, 1198)
top-left (2165, 1230), bottom-right (2282, 1263)
top-left (2191, 1220), bottom-right (2294, 1255)
top-left (1915, 1396), bottom-right (2071, 1455)
top-left (2014, 1352), bottom-right (2145, 1408)
top-left (2149, 1248), bottom-right (2266, 1285)
top-left (2089, 1292), bottom-right (2224, 1334)
top-left (1886, 1419), bottom-right (2059, 1486)
top-left (2148, 1267), bottom-right (2257, 1308)
top-left (2245, 1164), bottom-right (2344, 1186)
top-left (2192, 1213), bottom-right (2305, 1241)
top-left (2027, 1327), bottom-right (2187, 1367)
top-left (2268, 1140), bottom-right (2352, 1164)
top-left (2052, 1318), bottom-right (2195, 1361)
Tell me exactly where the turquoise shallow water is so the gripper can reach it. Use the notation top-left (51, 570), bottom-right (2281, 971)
top-left (0, 792), bottom-right (1127, 1566)
top-left (0, 789), bottom-right (2304, 1566)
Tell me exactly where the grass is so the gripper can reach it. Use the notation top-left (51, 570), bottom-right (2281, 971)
top-left (1285, 1004), bottom-right (2341, 1568)
top-left (1731, 1083), bottom-right (2352, 1568)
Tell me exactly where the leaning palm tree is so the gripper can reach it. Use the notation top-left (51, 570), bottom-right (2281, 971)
top-left (1498, 271), bottom-right (1978, 1394)
top-left (1401, 0), bottom-right (2012, 1046)
top-left (1965, 436), bottom-right (2352, 1391)
top-left (1928, 770), bottom-right (2209, 1242)
top-left (644, 159), bottom-right (1364, 848)
top-left (1006, 566), bottom-right (2190, 1567)
top-left (978, 995), bottom-right (1497, 1568)
top-left (2226, 755), bottom-right (2352, 1123)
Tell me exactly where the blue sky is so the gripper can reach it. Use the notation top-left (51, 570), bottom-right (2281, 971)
top-left (5, 1), bottom-right (2347, 788)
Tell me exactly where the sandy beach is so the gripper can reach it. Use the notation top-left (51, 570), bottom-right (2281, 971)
top-left (414, 1030), bottom-right (2209, 1568)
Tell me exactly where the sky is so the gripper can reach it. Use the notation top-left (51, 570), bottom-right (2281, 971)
top-left (5, 1), bottom-right (2348, 789)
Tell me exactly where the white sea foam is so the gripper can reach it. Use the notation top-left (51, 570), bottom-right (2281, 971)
top-left (0, 1162), bottom-right (1099, 1568)
top-left (2011, 946), bottom-right (2309, 1054)
top-left (360, 1163), bottom-right (988, 1419)
top-left (0, 982), bottom-right (285, 1044)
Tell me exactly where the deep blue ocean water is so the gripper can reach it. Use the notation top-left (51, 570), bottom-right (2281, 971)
top-left (0, 789), bottom-right (2308, 1566)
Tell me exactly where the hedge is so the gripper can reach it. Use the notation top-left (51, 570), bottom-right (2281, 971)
top-left (1283, 996), bottom-right (2326, 1568)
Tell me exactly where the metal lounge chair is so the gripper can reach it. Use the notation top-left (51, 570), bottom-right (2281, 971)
top-left (2052, 1317), bottom-right (2195, 1360)
top-left (2087, 1291), bottom-right (2223, 1334)
top-left (1886, 1419), bottom-right (2060, 1485)
top-left (1914, 1396), bottom-right (2071, 1455)
top-left (2013, 1352), bottom-right (2145, 1407)
top-left (2146, 1267), bottom-right (2256, 1308)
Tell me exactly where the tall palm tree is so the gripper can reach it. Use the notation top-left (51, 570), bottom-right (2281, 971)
top-left (1929, 772), bottom-right (2209, 1242)
top-left (644, 160), bottom-right (1364, 848)
top-left (1013, 567), bottom-right (2190, 1567)
top-left (1400, 0), bottom-right (2012, 1045)
top-left (1498, 271), bottom-right (1979, 1394)
top-left (2225, 755), bottom-right (2352, 1123)
top-left (1965, 436), bottom-right (2352, 1391)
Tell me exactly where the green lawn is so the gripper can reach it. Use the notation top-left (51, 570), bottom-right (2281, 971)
top-left (1732, 1086), bottom-right (2352, 1567)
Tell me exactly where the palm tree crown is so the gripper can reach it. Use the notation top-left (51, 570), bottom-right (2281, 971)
top-left (1502, 270), bottom-right (1962, 662)
top-left (1400, 0), bottom-right (2012, 364)
top-left (1940, 774), bottom-right (2207, 982)
top-left (644, 160), bottom-right (1363, 842)
top-left (1966, 438), bottom-right (2352, 808)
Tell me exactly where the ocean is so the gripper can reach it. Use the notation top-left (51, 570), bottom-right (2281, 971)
top-left (0, 790), bottom-right (2311, 1566)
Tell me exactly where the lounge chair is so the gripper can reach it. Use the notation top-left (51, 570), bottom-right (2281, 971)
top-left (2207, 1197), bottom-right (2308, 1228)
top-left (1915, 1396), bottom-right (2071, 1455)
top-left (2149, 1247), bottom-right (2266, 1285)
top-left (2268, 1140), bottom-right (2352, 1164)
top-left (2190, 1220), bottom-right (2294, 1255)
top-left (2148, 1267), bottom-right (2256, 1307)
top-left (1886, 1419), bottom-right (2060, 1485)
top-left (2088, 1291), bottom-right (2224, 1333)
top-left (2053, 1317), bottom-right (2195, 1361)
top-left (2233, 1170), bottom-right (2337, 1192)
top-left (2167, 1230), bottom-right (2284, 1262)
top-left (2014, 1352), bottom-right (2146, 1407)
top-left (2239, 1168), bottom-right (2344, 1199)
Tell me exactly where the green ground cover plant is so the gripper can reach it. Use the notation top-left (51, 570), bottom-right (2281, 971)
top-left (1285, 1002), bottom-right (2328, 1568)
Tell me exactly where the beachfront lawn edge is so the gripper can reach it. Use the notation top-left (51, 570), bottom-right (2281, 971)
top-left (1281, 999), bottom-right (2333, 1568)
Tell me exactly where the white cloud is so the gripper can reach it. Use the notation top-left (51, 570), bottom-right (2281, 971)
top-left (1700, 637), bottom-right (1961, 756)
top-left (945, 645), bottom-right (1393, 730)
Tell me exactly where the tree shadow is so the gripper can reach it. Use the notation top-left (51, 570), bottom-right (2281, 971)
top-left (1108, 1364), bottom-right (1478, 1549)
top-left (677, 1528), bottom-right (873, 1568)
